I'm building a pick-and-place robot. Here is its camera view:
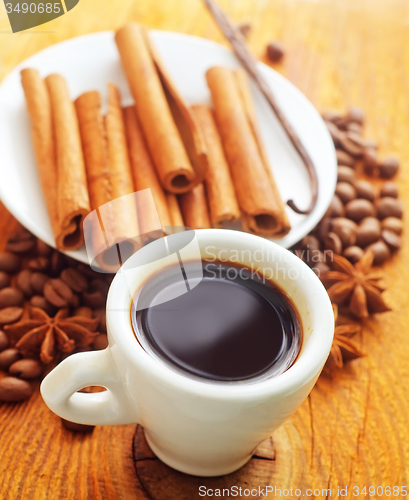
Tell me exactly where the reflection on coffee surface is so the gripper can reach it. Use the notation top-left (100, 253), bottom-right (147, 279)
top-left (132, 261), bottom-right (302, 382)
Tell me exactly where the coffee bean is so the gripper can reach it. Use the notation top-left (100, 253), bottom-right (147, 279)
top-left (29, 296), bottom-right (55, 316)
top-left (328, 194), bottom-right (345, 218)
top-left (363, 148), bottom-right (378, 176)
top-left (0, 272), bottom-right (10, 290)
top-left (366, 240), bottom-right (391, 266)
top-left (82, 280), bottom-right (109, 309)
top-left (266, 41), bottom-right (285, 62)
top-left (0, 288), bottom-right (24, 309)
top-left (345, 199), bottom-right (376, 222)
top-left (93, 309), bottom-right (107, 333)
top-left (318, 217), bottom-right (332, 241)
top-left (301, 235), bottom-right (320, 252)
top-left (311, 262), bottom-right (330, 277)
top-left (375, 197), bottom-right (403, 220)
top-left (322, 110), bottom-right (343, 123)
top-left (0, 307), bottom-right (23, 325)
top-left (343, 246), bottom-right (364, 264)
top-left (6, 231), bottom-right (36, 254)
top-left (380, 181), bottom-right (398, 198)
top-left (93, 334), bottom-right (108, 351)
top-left (0, 331), bottom-right (9, 352)
top-left (381, 217), bottom-right (403, 235)
top-left (74, 306), bottom-right (93, 318)
top-left (326, 122), bottom-right (343, 147)
top-left (346, 122), bottom-right (362, 134)
top-left (356, 217), bottom-right (381, 247)
top-left (379, 156), bottom-right (399, 179)
top-left (346, 132), bottom-right (368, 149)
top-left (36, 239), bottom-right (53, 257)
top-left (9, 359), bottom-right (42, 379)
top-left (60, 268), bottom-right (88, 293)
top-left (331, 217), bottom-right (357, 247)
top-left (0, 348), bottom-right (22, 371)
top-left (381, 229), bottom-right (402, 252)
top-left (16, 269), bottom-right (33, 297)
top-left (336, 150), bottom-right (355, 167)
top-left (30, 272), bottom-right (49, 295)
top-left (338, 134), bottom-right (363, 157)
top-left (44, 279), bottom-right (74, 308)
top-left (0, 252), bottom-right (21, 274)
top-left (28, 257), bottom-right (50, 272)
top-left (0, 377), bottom-right (32, 402)
top-left (324, 232), bottom-right (343, 254)
top-left (237, 22), bottom-right (251, 37)
top-left (347, 106), bottom-right (365, 125)
top-left (335, 182), bottom-right (357, 204)
top-left (355, 180), bottom-right (375, 201)
top-left (337, 165), bottom-right (356, 184)
top-left (50, 251), bottom-right (65, 277)
top-left (61, 418), bottom-right (94, 432)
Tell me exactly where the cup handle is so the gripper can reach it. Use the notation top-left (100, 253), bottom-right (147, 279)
top-left (40, 349), bottom-right (137, 426)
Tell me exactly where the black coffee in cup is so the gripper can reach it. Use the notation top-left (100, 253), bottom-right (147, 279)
top-left (132, 260), bottom-right (302, 382)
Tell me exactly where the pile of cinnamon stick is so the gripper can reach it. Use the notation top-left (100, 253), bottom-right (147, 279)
top-left (21, 22), bottom-right (290, 266)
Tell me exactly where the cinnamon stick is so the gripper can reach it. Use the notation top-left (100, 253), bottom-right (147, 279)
top-left (104, 84), bottom-right (141, 260)
top-left (123, 105), bottom-right (171, 236)
top-left (45, 74), bottom-right (90, 250)
top-left (206, 67), bottom-right (290, 237)
top-left (115, 23), bottom-right (207, 193)
top-left (178, 184), bottom-right (211, 230)
top-left (20, 69), bottom-right (60, 242)
top-left (166, 194), bottom-right (184, 227)
top-left (192, 105), bottom-right (240, 227)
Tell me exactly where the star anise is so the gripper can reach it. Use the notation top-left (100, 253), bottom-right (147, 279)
top-left (4, 307), bottom-right (99, 364)
top-left (327, 304), bottom-right (363, 369)
top-left (321, 250), bottom-right (391, 318)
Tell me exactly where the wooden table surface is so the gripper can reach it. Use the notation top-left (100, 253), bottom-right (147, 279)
top-left (1, 0), bottom-right (409, 498)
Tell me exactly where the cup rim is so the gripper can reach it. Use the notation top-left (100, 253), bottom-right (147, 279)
top-left (106, 229), bottom-right (334, 401)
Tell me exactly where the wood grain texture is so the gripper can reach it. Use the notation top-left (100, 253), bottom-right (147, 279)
top-left (1, 0), bottom-right (409, 498)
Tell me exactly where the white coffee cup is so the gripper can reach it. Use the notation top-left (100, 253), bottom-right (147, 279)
top-left (41, 229), bottom-right (334, 477)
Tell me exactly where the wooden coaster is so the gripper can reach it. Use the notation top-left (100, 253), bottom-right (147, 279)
top-left (132, 425), bottom-right (275, 500)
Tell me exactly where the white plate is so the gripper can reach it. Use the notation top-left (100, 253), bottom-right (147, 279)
top-left (0, 31), bottom-right (336, 263)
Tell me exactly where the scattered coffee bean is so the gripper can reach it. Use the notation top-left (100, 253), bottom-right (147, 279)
top-left (381, 229), bottom-right (402, 252)
top-left (381, 217), bottom-right (403, 236)
top-left (379, 156), bottom-right (399, 179)
top-left (346, 131), bottom-right (368, 149)
top-left (336, 150), bottom-right (355, 167)
top-left (93, 334), bottom-right (108, 351)
top-left (326, 121), bottom-right (343, 147)
top-left (30, 272), bottom-right (49, 294)
top-left (266, 41), bottom-right (285, 62)
top-left (82, 280), bottom-right (108, 308)
top-left (50, 251), bottom-right (65, 276)
top-left (9, 359), bottom-right (42, 379)
top-left (0, 252), bottom-right (21, 274)
top-left (338, 134), bottom-right (363, 157)
top-left (331, 217), bottom-right (357, 247)
top-left (28, 257), bottom-right (50, 272)
top-left (0, 330), bottom-right (9, 352)
top-left (94, 309), bottom-right (107, 333)
top-left (355, 179), bottom-right (375, 201)
top-left (0, 377), bottom-right (33, 402)
top-left (311, 262), bottom-right (330, 277)
top-left (346, 122), bottom-right (362, 134)
top-left (322, 110), bottom-right (343, 123)
top-left (29, 296), bottom-right (55, 316)
top-left (36, 239), bottom-right (52, 257)
top-left (375, 197), bottom-right (403, 220)
top-left (61, 418), bottom-right (94, 432)
top-left (355, 217), bottom-right (381, 248)
top-left (345, 199), bottom-right (375, 222)
top-left (0, 288), bottom-right (24, 309)
top-left (0, 272), bottom-right (10, 290)
top-left (328, 194), bottom-right (345, 218)
top-left (44, 279), bottom-right (74, 308)
top-left (0, 307), bottom-right (23, 325)
top-left (337, 165), bottom-right (356, 185)
top-left (237, 22), bottom-right (251, 37)
top-left (380, 181), bottom-right (398, 199)
top-left (16, 269), bottom-right (34, 297)
top-left (366, 240), bottom-right (391, 266)
top-left (335, 182), bottom-right (357, 204)
top-left (74, 306), bottom-right (93, 318)
top-left (0, 348), bottom-right (22, 371)
top-left (60, 268), bottom-right (88, 293)
top-left (6, 231), bottom-right (36, 254)
top-left (318, 217), bottom-right (331, 242)
top-left (347, 106), bottom-right (365, 125)
top-left (301, 235), bottom-right (320, 252)
top-left (343, 246), bottom-right (364, 264)
top-left (363, 148), bottom-right (378, 176)
top-left (324, 232), bottom-right (343, 254)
